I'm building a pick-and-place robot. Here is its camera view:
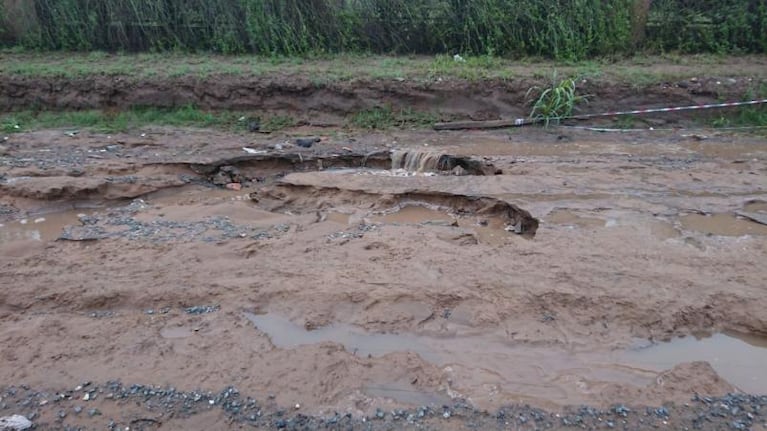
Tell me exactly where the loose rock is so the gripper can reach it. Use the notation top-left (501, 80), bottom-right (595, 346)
top-left (0, 415), bottom-right (33, 431)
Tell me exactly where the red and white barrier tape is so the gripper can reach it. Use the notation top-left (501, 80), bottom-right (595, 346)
top-left (514, 98), bottom-right (767, 126)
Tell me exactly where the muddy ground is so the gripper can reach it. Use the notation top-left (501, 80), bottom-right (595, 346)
top-left (1, 66), bottom-right (767, 430)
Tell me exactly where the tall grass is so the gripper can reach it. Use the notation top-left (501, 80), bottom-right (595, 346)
top-left (646, 0), bottom-right (767, 54)
top-left (1, 0), bottom-right (765, 59)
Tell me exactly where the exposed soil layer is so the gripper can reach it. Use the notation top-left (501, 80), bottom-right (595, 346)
top-left (1, 72), bottom-right (763, 124)
top-left (1, 72), bottom-right (767, 429)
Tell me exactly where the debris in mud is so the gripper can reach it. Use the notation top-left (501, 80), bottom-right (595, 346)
top-left (246, 118), bottom-right (260, 133)
top-left (59, 225), bottom-right (111, 241)
top-left (184, 305), bottom-right (220, 315)
top-left (210, 165), bottom-right (244, 187)
top-left (295, 137), bottom-right (321, 148)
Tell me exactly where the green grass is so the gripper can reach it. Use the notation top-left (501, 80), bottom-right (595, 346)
top-left (349, 107), bottom-right (438, 130)
top-left (259, 115), bottom-right (296, 132)
top-left (3, 51), bottom-right (765, 87)
top-left (709, 84), bottom-right (767, 130)
top-left (0, 105), bottom-right (438, 134)
top-left (0, 106), bottom-right (250, 134)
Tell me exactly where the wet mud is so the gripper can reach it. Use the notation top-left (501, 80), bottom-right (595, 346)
top-left (1, 124), bottom-right (767, 430)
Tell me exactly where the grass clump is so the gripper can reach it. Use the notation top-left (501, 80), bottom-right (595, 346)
top-left (527, 74), bottom-right (589, 126)
top-left (710, 84), bottom-right (767, 130)
top-left (350, 107), bottom-right (437, 130)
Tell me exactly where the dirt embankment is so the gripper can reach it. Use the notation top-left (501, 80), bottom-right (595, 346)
top-left (0, 73), bottom-right (754, 122)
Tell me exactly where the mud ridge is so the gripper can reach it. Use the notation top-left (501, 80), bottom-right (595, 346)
top-left (253, 181), bottom-right (539, 236)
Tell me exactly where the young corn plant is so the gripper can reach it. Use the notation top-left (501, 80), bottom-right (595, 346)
top-left (527, 74), bottom-right (589, 126)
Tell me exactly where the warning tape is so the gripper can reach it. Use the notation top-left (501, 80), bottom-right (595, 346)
top-left (516, 98), bottom-right (767, 126)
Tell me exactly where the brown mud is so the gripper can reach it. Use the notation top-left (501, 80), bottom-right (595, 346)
top-left (1, 74), bottom-right (767, 430)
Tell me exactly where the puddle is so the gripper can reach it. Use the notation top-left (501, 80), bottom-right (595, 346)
top-left (743, 201), bottom-right (767, 213)
top-left (679, 213), bottom-right (767, 236)
top-left (245, 311), bottom-right (767, 407)
top-left (325, 212), bottom-right (351, 226)
top-left (244, 312), bottom-right (649, 406)
top-left (372, 206), bottom-right (453, 225)
top-left (545, 209), bottom-right (604, 229)
top-left (648, 219), bottom-right (680, 240)
top-left (364, 382), bottom-right (451, 406)
top-left (160, 326), bottom-right (195, 339)
top-left (370, 205), bottom-right (514, 244)
top-left (244, 311), bottom-right (443, 362)
top-left (0, 209), bottom-right (88, 243)
top-left (624, 332), bottom-right (767, 394)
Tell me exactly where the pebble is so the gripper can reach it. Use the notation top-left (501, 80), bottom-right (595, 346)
top-left (0, 415), bottom-right (32, 431)
top-left (185, 305), bottom-right (220, 315)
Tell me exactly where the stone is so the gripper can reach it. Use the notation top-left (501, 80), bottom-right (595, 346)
top-left (451, 166), bottom-right (467, 176)
top-left (0, 415), bottom-right (33, 431)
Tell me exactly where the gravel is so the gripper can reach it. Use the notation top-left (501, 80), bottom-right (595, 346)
top-left (58, 198), bottom-right (295, 244)
top-left (1, 382), bottom-right (766, 431)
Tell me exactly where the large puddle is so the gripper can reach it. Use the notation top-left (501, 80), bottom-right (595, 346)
top-left (624, 331), bottom-right (767, 395)
top-left (680, 213), bottom-right (767, 236)
top-left (0, 209), bottom-right (89, 243)
top-left (244, 312), bottom-right (767, 407)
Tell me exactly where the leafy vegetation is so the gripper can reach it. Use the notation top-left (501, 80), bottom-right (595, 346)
top-left (527, 74), bottom-right (589, 126)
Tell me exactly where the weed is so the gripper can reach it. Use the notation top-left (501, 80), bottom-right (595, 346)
top-left (260, 115), bottom-right (296, 132)
top-left (2, 117), bottom-right (23, 133)
top-left (350, 107), bottom-right (437, 130)
top-left (527, 73), bottom-right (590, 126)
top-left (350, 107), bottom-right (397, 130)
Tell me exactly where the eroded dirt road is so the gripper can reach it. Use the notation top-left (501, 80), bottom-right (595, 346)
top-left (1, 125), bottom-right (767, 430)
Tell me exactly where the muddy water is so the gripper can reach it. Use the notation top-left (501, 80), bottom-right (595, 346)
top-left (744, 201), bottom-right (767, 213)
top-left (0, 209), bottom-right (88, 243)
top-left (679, 213), bottom-right (767, 236)
top-left (624, 332), bottom-right (767, 394)
top-left (370, 205), bottom-right (513, 244)
top-left (244, 312), bottom-right (767, 406)
top-left (372, 206), bottom-right (453, 225)
top-left (544, 209), bottom-right (605, 229)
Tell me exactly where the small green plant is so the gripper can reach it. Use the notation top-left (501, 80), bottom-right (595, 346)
top-left (527, 73), bottom-right (589, 126)
top-left (350, 107), bottom-right (396, 129)
top-left (2, 117), bottom-right (23, 133)
top-left (613, 115), bottom-right (637, 129)
top-left (350, 106), bottom-right (437, 130)
top-left (260, 115), bottom-right (296, 132)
